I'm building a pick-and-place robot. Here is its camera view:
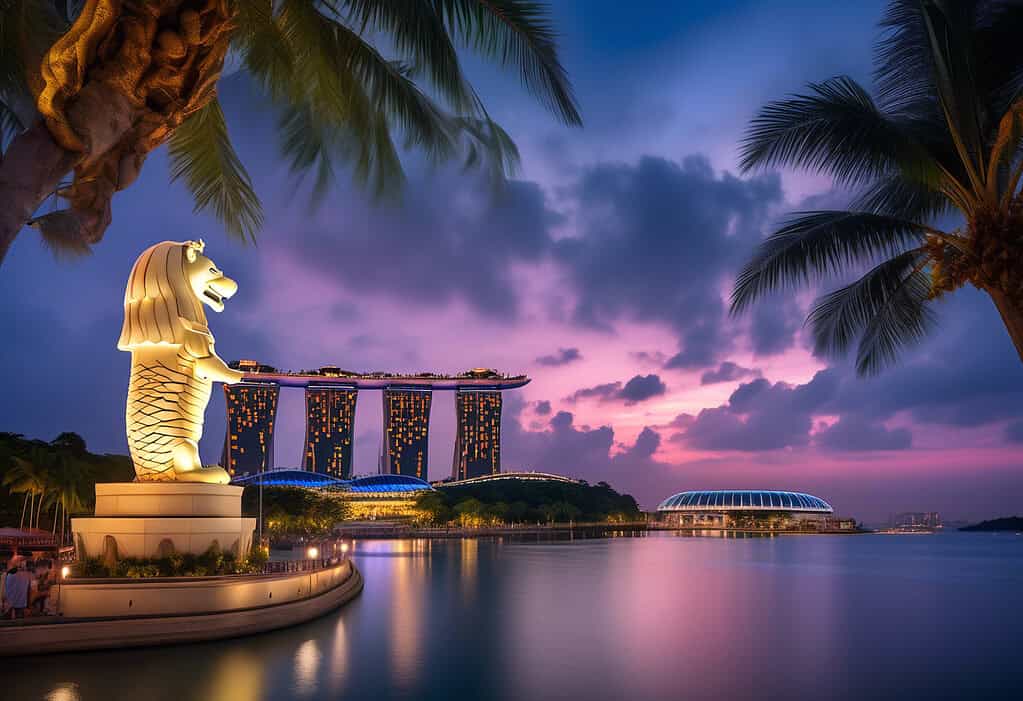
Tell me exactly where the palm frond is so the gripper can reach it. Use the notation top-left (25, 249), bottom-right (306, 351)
top-left (273, 1), bottom-right (410, 198)
top-left (451, 114), bottom-right (520, 183)
top-left (854, 256), bottom-right (935, 375)
top-left (168, 98), bottom-right (263, 242)
top-left (917, 0), bottom-right (986, 185)
top-left (730, 211), bottom-right (930, 313)
top-left (272, 1), bottom-right (529, 201)
top-left (851, 173), bottom-right (954, 222)
top-left (278, 100), bottom-right (405, 204)
top-left (432, 0), bottom-right (582, 125)
top-left (739, 76), bottom-right (933, 186)
top-left (231, 0), bottom-right (295, 99)
top-left (326, 0), bottom-right (477, 113)
top-left (28, 209), bottom-right (93, 259)
top-left (971, 1), bottom-right (1023, 116)
top-left (278, 102), bottom-right (339, 204)
top-left (807, 249), bottom-right (929, 362)
top-left (874, 0), bottom-right (940, 111)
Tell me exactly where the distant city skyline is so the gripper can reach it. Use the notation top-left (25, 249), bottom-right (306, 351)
top-left (2, 0), bottom-right (1021, 523)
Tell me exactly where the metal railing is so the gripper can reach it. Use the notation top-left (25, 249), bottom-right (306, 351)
top-left (260, 557), bottom-right (344, 574)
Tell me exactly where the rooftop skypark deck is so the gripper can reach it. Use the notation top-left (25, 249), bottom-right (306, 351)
top-left (230, 361), bottom-right (530, 390)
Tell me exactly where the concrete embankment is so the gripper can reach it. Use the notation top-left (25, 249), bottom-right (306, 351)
top-left (0, 560), bottom-right (363, 656)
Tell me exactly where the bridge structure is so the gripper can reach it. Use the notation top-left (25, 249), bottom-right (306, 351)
top-left (222, 361), bottom-right (529, 483)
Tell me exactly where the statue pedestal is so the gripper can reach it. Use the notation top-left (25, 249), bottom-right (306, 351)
top-left (72, 483), bottom-right (256, 558)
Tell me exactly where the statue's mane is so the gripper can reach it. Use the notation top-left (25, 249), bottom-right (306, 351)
top-left (117, 241), bottom-right (213, 357)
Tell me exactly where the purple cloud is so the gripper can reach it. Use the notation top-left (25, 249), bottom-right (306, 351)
top-left (555, 155), bottom-right (783, 369)
top-left (815, 416), bottom-right (912, 452)
top-left (536, 347), bottom-right (583, 366)
top-left (1004, 420), bottom-right (1023, 444)
top-left (619, 374), bottom-right (668, 403)
top-left (567, 374), bottom-right (667, 405)
top-left (700, 361), bottom-right (758, 385)
top-left (674, 372), bottom-right (839, 451)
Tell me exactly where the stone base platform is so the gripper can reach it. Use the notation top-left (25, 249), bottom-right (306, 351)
top-left (73, 482), bottom-right (255, 558)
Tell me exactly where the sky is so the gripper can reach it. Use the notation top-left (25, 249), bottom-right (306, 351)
top-left (3, 0), bottom-right (1022, 523)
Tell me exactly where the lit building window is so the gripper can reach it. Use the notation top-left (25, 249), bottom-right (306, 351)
top-left (302, 386), bottom-right (358, 479)
top-left (452, 390), bottom-right (502, 481)
top-left (222, 382), bottom-right (280, 476)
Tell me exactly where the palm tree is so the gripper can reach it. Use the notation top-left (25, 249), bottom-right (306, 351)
top-left (732, 0), bottom-right (1023, 374)
top-left (44, 451), bottom-right (93, 543)
top-left (2, 450), bottom-right (48, 529)
top-left (0, 0), bottom-right (580, 264)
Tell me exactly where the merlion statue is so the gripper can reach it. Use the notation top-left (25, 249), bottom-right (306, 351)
top-left (117, 240), bottom-right (243, 484)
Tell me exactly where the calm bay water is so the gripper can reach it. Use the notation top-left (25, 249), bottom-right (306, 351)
top-left (12, 532), bottom-right (1023, 700)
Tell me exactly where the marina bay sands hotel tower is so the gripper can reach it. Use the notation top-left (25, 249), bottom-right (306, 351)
top-left (222, 362), bottom-right (529, 481)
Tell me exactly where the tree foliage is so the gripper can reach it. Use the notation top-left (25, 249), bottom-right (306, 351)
top-left (0, 431), bottom-right (132, 532)
top-left (734, 0), bottom-right (1023, 373)
top-left (416, 479), bottom-right (641, 525)
top-left (1, 0), bottom-right (580, 253)
top-left (241, 486), bottom-right (349, 536)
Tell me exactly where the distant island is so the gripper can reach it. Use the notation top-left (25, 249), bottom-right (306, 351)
top-left (959, 517), bottom-right (1023, 532)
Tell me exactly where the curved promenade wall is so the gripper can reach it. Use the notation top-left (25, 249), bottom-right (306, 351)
top-left (0, 561), bottom-right (362, 656)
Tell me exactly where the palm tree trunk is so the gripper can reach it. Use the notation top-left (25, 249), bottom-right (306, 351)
top-left (0, 121), bottom-right (79, 266)
top-left (990, 290), bottom-right (1023, 363)
top-left (19, 493), bottom-right (29, 529)
top-left (35, 489), bottom-right (45, 529)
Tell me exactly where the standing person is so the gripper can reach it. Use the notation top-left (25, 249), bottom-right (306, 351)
top-left (0, 562), bottom-right (9, 617)
top-left (32, 560), bottom-right (52, 615)
top-left (4, 559), bottom-right (34, 619)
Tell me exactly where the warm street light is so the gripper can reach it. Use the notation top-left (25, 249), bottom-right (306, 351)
top-left (61, 565), bottom-right (71, 579)
top-left (307, 546), bottom-right (319, 559)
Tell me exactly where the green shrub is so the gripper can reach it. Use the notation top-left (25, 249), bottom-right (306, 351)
top-left (73, 544), bottom-right (266, 578)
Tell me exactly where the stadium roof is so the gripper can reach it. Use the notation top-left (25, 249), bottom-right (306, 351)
top-left (232, 469), bottom-right (344, 489)
top-left (346, 474), bottom-right (433, 493)
top-left (436, 471), bottom-right (582, 488)
top-left (231, 469), bottom-right (433, 492)
top-left (657, 490), bottom-right (833, 513)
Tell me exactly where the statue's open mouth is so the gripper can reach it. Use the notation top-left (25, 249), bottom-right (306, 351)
top-left (201, 276), bottom-right (237, 311)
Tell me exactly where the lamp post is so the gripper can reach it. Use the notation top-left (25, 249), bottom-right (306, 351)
top-left (258, 465), bottom-right (264, 550)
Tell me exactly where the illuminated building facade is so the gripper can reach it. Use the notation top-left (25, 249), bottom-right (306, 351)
top-left (302, 386), bottom-right (358, 478)
top-left (381, 388), bottom-right (432, 479)
top-left (222, 382), bottom-right (280, 476)
top-left (452, 390), bottom-right (502, 481)
top-left (231, 471), bottom-right (434, 521)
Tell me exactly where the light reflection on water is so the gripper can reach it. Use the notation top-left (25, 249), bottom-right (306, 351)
top-left (10, 533), bottom-right (1023, 700)
top-left (292, 639), bottom-right (320, 697)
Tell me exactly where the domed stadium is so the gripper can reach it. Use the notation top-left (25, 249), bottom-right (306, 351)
top-left (659, 490), bottom-right (832, 513)
top-left (656, 490), bottom-right (849, 532)
top-left (346, 474), bottom-right (433, 493)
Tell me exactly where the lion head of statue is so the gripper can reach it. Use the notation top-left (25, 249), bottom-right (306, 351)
top-left (117, 240), bottom-right (237, 358)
